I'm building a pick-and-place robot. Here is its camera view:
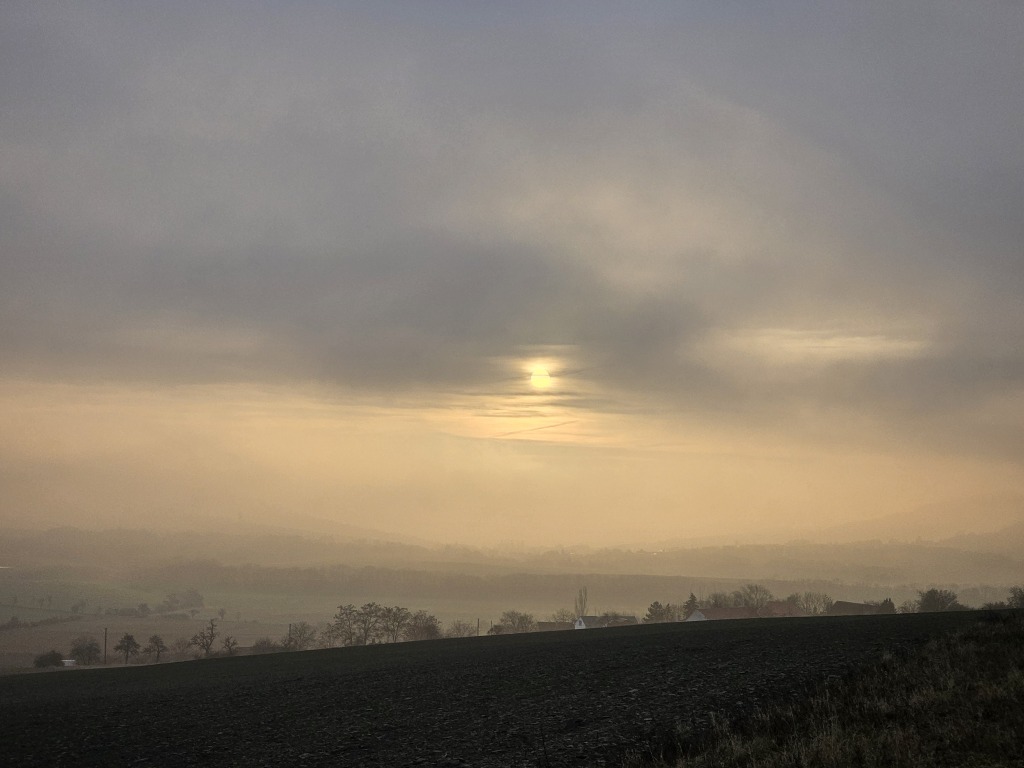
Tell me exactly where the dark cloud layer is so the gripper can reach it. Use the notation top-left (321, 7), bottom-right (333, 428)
top-left (2, 1), bottom-right (1023, 459)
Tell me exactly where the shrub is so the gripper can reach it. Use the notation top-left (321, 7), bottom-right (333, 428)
top-left (33, 650), bottom-right (64, 668)
top-left (251, 637), bottom-right (282, 654)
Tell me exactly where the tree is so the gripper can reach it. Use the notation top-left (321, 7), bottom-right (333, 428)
top-left (917, 588), bottom-right (966, 613)
top-left (283, 621), bottom-right (318, 651)
top-left (1008, 586), bottom-right (1024, 610)
top-left (316, 621), bottom-right (341, 648)
top-left (114, 633), bottom-right (141, 664)
top-left (797, 592), bottom-right (834, 616)
top-left (34, 650), bottom-right (63, 668)
top-left (217, 607), bottom-right (227, 621)
top-left (445, 619), bottom-right (477, 638)
top-left (643, 601), bottom-right (678, 623)
top-left (354, 602), bottom-right (384, 645)
top-left (550, 608), bottom-right (576, 623)
top-left (143, 635), bottom-right (168, 662)
top-left (499, 610), bottom-right (536, 633)
top-left (379, 606), bottom-right (411, 643)
top-left (574, 587), bottom-right (588, 619)
top-left (70, 635), bottom-right (101, 665)
top-left (332, 604), bottom-right (360, 647)
top-left (221, 636), bottom-right (238, 656)
top-left (737, 584), bottom-right (774, 611)
top-left (171, 636), bottom-right (193, 659)
top-left (404, 610), bottom-right (442, 641)
top-left (190, 618), bottom-right (218, 657)
top-left (705, 592), bottom-right (736, 608)
top-left (251, 637), bottom-right (282, 654)
top-left (683, 593), bottom-right (699, 619)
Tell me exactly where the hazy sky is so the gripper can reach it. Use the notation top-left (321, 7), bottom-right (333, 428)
top-left (2, 2), bottom-right (1023, 546)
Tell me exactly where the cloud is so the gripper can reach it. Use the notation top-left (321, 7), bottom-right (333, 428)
top-left (1, 0), bottom-right (1022, 472)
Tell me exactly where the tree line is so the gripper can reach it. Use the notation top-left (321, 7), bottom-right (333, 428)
top-left (32, 586), bottom-right (1024, 667)
top-left (638, 584), bottom-right (1024, 623)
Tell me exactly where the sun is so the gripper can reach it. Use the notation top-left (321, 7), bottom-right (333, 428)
top-left (530, 367), bottom-right (552, 389)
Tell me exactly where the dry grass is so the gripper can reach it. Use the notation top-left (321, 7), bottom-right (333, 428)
top-left (634, 612), bottom-right (1024, 768)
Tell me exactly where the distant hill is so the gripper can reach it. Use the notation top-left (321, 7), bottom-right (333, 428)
top-left (3, 526), bottom-right (1022, 594)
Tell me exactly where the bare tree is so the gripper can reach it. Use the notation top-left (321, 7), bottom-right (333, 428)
top-left (445, 619), bottom-right (477, 638)
top-left (737, 584), bottom-right (774, 611)
top-left (221, 635), bottom-right (238, 656)
top-left (574, 587), bottom-right (588, 618)
top-left (705, 592), bottom-right (736, 608)
top-left (404, 610), bottom-right (442, 641)
top-left (499, 610), bottom-right (536, 633)
top-left (354, 603), bottom-right (384, 645)
top-left (114, 633), bottom-right (141, 664)
top-left (332, 604), bottom-right (360, 647)
top-left (797, 592), bottom-right (834, 616)
top-left (549, 608), bottom-right (576, 623)
top-left (190, 618), bottom-right (218, 657)
top-left (316, 621), bottom-right (339, 648)
top-left (379, 606), bottom-right (411, 643)
top-left (171, 636), bottom-right (193, 660)
top-left (283, 621), bottom-right (318, 651)
top-left (143, 635), bottom-right (168, 662)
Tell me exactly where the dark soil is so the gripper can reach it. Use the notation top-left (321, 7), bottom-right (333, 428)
top-left (0, 612), bottom-right (980, 767)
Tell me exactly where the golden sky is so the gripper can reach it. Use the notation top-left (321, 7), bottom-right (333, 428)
top-left (1, 3), bottom-right (1022, 546)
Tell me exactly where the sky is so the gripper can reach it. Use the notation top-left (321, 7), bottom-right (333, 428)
top-left (2, 2), bottom-right (1023, 547)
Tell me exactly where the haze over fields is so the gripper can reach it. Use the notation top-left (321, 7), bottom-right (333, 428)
top-left (2, 3), bottom-right (1023, 550)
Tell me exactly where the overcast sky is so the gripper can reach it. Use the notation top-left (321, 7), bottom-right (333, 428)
top-left (2, 2), bottom-right (1022, 546)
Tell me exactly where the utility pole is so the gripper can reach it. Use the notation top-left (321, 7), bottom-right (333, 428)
top-left (103, 627), bottom-right (108, 665)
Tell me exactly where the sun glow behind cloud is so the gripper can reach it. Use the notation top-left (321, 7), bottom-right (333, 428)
top-left (1, 3), bottom-right (1023, 546)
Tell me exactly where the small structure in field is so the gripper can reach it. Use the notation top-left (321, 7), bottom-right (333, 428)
top-left (61, 659), bottom-right (77, 667)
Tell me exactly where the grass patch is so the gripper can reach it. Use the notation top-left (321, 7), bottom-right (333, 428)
top-left (636, 612), bottom-right (1024, 767)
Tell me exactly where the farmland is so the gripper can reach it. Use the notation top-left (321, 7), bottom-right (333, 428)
top-left (0, 611), bottom-right (983, 767)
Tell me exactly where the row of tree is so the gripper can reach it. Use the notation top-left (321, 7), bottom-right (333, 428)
top-left (637, 585), bottom-right (1024, 622)
top-left (33, 619), bottom-right (236, 667)
top-left (33, 586), bottom-right (1024, 667)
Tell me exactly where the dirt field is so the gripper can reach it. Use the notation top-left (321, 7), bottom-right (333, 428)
top-left (0, 611), bottom-right (980, 767)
